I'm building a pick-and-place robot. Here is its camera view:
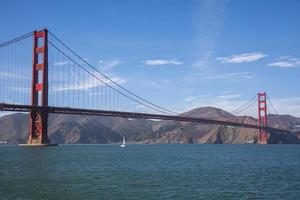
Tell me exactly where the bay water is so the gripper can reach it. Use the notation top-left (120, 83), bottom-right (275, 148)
top-left (0, 144), bottom-right (299, 200)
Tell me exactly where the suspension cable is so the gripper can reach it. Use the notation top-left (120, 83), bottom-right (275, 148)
top-left (267, 96), bottom-right (278, 114)
top-left (267, 107), bottom-right (272, 115)
top-left (232, 98), bottom-right (258, 115)
top-left (0, 31), bottom-right (33, 48)
top-left (230, 95), bottom-right (257, 115)
top-left (48, 31), bottom-right (178, 115)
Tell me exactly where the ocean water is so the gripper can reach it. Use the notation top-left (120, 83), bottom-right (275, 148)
top-left (0, 144), bottom-right (299, 200)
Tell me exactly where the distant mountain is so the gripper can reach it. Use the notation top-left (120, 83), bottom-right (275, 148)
top-left (0, 113), bottom-right (28, 143)
top-left (0, 107), bottom-right (299, 144)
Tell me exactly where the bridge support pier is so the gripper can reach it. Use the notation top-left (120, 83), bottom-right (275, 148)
top-left (28, 110), bottom-right (49, 144)
top-left (258, 92), bottom-right (268, 144)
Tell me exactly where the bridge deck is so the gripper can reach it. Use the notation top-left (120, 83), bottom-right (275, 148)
top-left (0, 103), bottom-right (289, 133)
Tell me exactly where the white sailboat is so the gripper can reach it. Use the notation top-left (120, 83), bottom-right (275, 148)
top-left (120, 136), bottom-right (126, 148)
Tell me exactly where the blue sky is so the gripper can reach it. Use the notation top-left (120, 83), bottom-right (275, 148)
top-left (1, 0), bottom-right (300, 117)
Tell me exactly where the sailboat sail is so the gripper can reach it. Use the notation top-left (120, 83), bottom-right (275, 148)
top-left (121, 136), bottom-right (126, 147)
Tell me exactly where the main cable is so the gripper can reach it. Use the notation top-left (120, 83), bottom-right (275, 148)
top-left (232, 98), bottom-right (258, 115)
top-left (230, 95), bottom-right (257, 115)
top-left (267, 96), bottom-right (278, 114)
top-left (0, 31), bottom-right (33, 48)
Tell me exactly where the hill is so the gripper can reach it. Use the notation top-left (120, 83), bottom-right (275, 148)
top-left (0, 107), bottom-right (299, 144)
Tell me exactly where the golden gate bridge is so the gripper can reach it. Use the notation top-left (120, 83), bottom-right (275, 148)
top-left (0, 29), bottom-right (289, 145)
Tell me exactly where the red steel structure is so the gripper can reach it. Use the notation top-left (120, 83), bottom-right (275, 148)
top-left (258, 92), bottom-right (268, 144)
top-left (28, 29), bottom-right (49, 144)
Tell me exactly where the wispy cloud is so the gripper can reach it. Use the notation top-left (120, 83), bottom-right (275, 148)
top-left (217, 94), bottom-right (241, 100)
top-left (185, 96), bottom-right (197, 102)
top-left (143, 59), bottom-right (183, 66)
top-left (53, 75), bottom-right (126, 92)
top-left (53, 61), bottom-right (72, 66)
top-left (53, 59), bottom-right (88, 66)
top-left (183, 94), bottom-right (215, 102)
top-left (216, 52), bottom-right (267, 64)
top-left (0, 71), bottom-right (30, 80)
top-left (184, 71), bottom-right (257, 83)
top-left (98, 60), bottom-right (120, 70)
top-left (242, 74), bottom-right (257, 79)
top-left (205, 72), bottom-right (257, 80)
top-left (184, 93), bottom-right (241, 104)
top-left (146, 81), bottom-right (166, 89)
top-left (209, 72), bottom-right (257, 80)
top-left (146, 79), bottom-right (173, 89)
top-left (7, 86), bottom-right (30, 93)
top-left (268, 57), bottom-right (300, 68)
top-left (1, 99), bottom-right (24, 105)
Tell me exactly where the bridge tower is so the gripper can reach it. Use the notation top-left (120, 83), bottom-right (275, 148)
top-left (258, 92), bottom-right (268, 144)
top-left (28, 29), bottom-right (49, 145)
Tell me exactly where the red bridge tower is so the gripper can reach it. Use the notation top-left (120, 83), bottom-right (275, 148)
top-left (258, 92), bottom-right (268, 144)
top-left (28, 29), bottom-right (49, 145)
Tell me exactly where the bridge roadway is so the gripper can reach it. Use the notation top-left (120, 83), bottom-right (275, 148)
top-left (0, 103), bottom-right (289, 133)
